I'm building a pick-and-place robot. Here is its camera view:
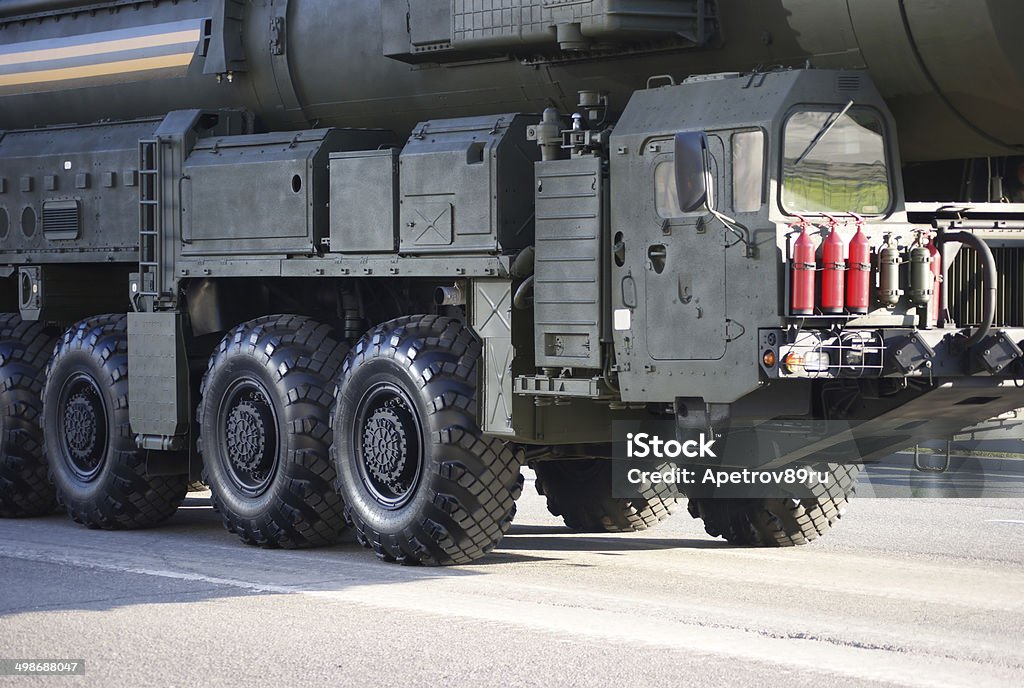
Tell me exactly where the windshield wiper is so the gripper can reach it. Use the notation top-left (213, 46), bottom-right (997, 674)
top-left (794, 100), bottom-right (854, 166)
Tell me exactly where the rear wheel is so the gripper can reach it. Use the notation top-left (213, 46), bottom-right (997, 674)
top-left (687, 463), bottom-right (860, 546)
top-left (332, 315), bottom-right (523, 565)
top-left (198, 315), bottom-right (348, 548)
top-left (533, 458), bottom-right (675, 533)
top-left (0, 314), bottom-right (57, 517)
top-left (44, 315), bottom-right (187, 529)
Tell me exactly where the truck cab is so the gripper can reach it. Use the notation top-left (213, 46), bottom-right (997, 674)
top-left (524, 69), bottom-right (1024, 469)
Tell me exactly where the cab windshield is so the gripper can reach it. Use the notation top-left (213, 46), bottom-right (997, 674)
top-left (782, 108), bottom-right (891, 215)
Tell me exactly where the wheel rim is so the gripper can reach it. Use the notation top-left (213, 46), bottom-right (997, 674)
top-left (57, 372), bottom-right (109, 482)
top-left (216, 376), bottom-right (280, 497)
top-left (353, 382), bottom-right (424, 509)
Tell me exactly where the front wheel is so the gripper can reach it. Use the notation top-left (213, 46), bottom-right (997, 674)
top-left (332, 315), bottom-right (523, 565)
top-left (687, 463), bottom-right (860, 546)
top-left (533, 458), bottom-right (675, 533)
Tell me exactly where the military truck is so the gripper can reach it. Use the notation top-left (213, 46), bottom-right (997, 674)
top-left (1, 0), bottom-right (1023, 565)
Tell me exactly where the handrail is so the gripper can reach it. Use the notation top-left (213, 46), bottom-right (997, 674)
top-left (937, 231), bottom-right (997, 348)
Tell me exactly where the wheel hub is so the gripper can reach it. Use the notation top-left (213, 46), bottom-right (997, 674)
top-left (57, 373), bottom-right (108, 481)
top-left (355, 384), bottom-right (424, 509)
top-left (362, 403), bottom-right (409, 493)
top-left (217, 379), bottom-right (280, 496)
top-left (64, 392), bottom-right (99, 464)
top-left (226, 400), bottom-right (269, 473)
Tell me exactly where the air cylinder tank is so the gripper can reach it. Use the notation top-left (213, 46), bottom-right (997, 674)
top-left (909, 246), bottom-right (934, 307)
top-left (878, 240), bottom-right (902, 308)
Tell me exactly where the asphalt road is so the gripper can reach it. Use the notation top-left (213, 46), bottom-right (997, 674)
top-left (0, 469), bottom-right (1021, 687)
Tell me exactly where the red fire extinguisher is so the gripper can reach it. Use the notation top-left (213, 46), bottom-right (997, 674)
top-left (821, 214), bottom-right (846, 314)
top-left (846, 213), bottom-right (871, 314)
top-left (791, 216), bottom-right (815, 315)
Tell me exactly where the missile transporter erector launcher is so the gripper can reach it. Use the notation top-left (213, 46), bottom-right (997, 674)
top-left (1, 0), bottom-right (1024, 563)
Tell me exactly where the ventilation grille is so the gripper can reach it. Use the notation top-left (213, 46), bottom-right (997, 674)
top-left (42, 200), bottom-right (80, 240)
top-left (948, 245), bottom-right (1024, 327)
top-left (837, 74), bottom-right (862, 92)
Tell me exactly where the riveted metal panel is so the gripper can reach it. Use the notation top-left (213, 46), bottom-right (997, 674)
top-left (329, 149), bottom-right (399, 253)
top-left (399, 114), bottom-right (536, 254)
top-left (644, 134), bottom-right (728, 361)
top-left (533, 156), bottom-right (603, 369)
top-left (181, 129), bottom-right (395, 256)
top-left (472, 278), bottom-right (514, 436)
top-left (384, 0), bottom-right (717, 63)
top-left (0, 118), bottom-right (157, 263)
top-left (128, 311), bottom-right (189, 438)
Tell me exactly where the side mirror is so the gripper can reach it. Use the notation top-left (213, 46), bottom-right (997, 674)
top-left (674, 132), bottom-right (712, 213)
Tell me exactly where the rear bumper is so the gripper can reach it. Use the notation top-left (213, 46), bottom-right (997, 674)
top-left (759, 327), bottom-right (1024, 380)
top-left (709, 377), bottom-right (1024, 470)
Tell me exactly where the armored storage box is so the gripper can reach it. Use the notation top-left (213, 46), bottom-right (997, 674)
top-left (398, 114), bottom-right (536, 254)
top-left (181, 129), bottom-right (395, 257)
top-left (329, 149), bottom-right (399, 253)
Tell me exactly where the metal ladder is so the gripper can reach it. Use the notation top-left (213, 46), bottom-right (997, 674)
top-left (137, 138), bottom-right (164, 310)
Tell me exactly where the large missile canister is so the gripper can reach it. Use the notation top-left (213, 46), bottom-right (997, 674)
top-left (0, 0), bottom-right (1021, 162)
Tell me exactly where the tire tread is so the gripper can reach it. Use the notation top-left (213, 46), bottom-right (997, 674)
top-left (534, 459), bottom-right (675, 533)
top-left (198, 314), bottom-right (348, 548)
top-left (0, 314), bottom-right (57, 517)
top-left (335, 315), bottom-right (523, 566)
top-left (46, 314), bottom-right (186, 529)
top-left (687, 463), bottom-right (860, 546)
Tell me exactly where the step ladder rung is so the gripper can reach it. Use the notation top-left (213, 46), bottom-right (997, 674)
top-left (138, 139), bottom-right (165, 310)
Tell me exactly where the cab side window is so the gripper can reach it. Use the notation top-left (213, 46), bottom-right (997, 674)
top-left (732, 130), bottom-right (765, 213)
top-left (654, 160), bottom-right (682, 218)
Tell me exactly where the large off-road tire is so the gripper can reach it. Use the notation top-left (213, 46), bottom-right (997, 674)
top-left (332, 315), bottom-right (523, 566)
top-left (0, 314), bottom-right (57, 517)
top-left (534, 458), bottom-right (675, 533)
top-left (687, 463), bottom-right (860, 546)
top-left (44, 315), bottom-right (187, 529)
top-left (198, 315), bottom-right (348, 548)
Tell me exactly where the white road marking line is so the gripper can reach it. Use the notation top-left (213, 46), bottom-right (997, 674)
top-left (985, 519), bottom-right (1024, 525)
top-left (0, 543), bottom-right (1018, 688)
